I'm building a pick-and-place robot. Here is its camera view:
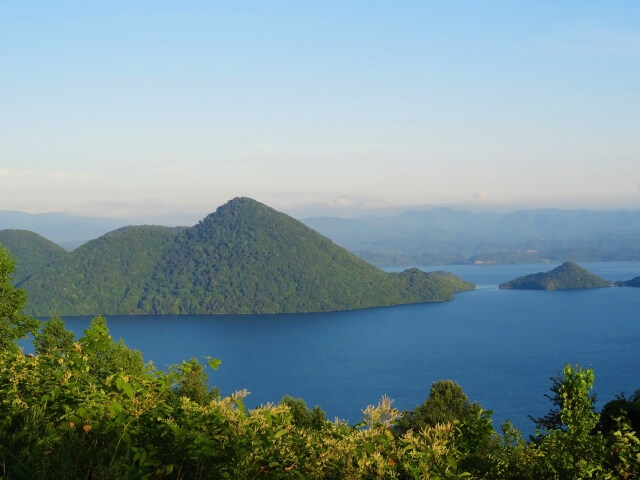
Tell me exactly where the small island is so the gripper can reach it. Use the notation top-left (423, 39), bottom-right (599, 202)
top-left (499, 261), bottom-right (611, 290)
top-left (614, 276), bottom-right (640, 287)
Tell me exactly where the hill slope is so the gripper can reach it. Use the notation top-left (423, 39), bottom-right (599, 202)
top-left (21, 226), bottom-right (184, 315)
top-left (21, 198), bottom-right (474, 316)
top-left (499, 261), bottom-right (610, 290)
top-left (0, 229), bottom-right (67, 284)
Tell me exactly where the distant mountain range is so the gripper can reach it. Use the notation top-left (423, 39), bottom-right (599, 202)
top-left (1, 198), bottom-right (473, 316)
top-left (302, 208), bottom-right (640, 265)
top-left (3, 206), bottom-right (640, 265)
top-left (499, 261), bottom-right (611, 290)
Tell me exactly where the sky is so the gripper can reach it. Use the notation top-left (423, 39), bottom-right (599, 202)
top-left (1, 1), bottom-right (639, 222)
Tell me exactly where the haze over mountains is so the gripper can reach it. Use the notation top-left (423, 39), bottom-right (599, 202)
top-left (3, 206), bottom-right (640, 265)
top-left (303, 208), bottom-right (640, 265)
top-left (2, 198), bottom-right (473, 316)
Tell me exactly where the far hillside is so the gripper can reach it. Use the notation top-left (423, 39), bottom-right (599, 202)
top-left (0, 229), bottom-right (67, 284)
top-left (304, 208), bottom-right (640, 265)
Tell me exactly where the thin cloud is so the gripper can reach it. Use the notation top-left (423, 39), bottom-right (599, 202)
top-left (473, 190), bottom-right (488, 202)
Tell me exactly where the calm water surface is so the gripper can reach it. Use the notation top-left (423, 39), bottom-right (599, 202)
top-left (55, 262), bottom-right (640, 433)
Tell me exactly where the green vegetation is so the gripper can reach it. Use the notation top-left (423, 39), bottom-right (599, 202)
top-left (17, 198), bottom-right (473, 316)
top-left (0, 229), bottom-right (67, 284)
top-left (1, 246), bottom-right (640, 478)
top-left (499, 261), bottom-right (611, 290)
top-left (19, 225), bottom-right (182, 315)
top-left (615, 275), bottom-right (640, 287)
top-left (0, 246), bottom-right (39, 352)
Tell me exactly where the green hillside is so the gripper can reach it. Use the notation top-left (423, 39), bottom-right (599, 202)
top-left (499, 261), bottom-right (611, 290)
top-left (0, 229), bottom-right (67, 284)
top-left (21, 198), bottom-right (473, 316)
top-left (22, 225), bottom-right (184, 315)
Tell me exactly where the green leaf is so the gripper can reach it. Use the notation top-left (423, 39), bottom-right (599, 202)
top-left (208, 358), bottom-right (222, 371)
top-left (108, 400), bottom-right (123, 416)
top-left (234, 397), bottom-right (246, 415)
top-left (274, 428), bottom-right (288, 439)
top-left (122, 381), bottom-right (134, 399)
top-left (264, 410), bottom-right (273, 427)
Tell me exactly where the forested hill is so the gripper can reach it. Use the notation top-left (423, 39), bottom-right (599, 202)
top-left (18, 198), bottom-right (474, 316)
top-left (615, 275), bottom-right (640, 287)
top-left (499, 261), bottom-right (611, 290)
top-left (0, 229), bottom-right (67, 284)
top-left (20, 225), bottom-right (184, 315)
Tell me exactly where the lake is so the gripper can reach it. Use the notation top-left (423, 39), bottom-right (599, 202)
top-left (47, 262), bottom-right (640, 434)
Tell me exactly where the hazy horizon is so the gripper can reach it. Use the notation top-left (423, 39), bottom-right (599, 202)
top-left (2, 1), bottom-right (639, 219)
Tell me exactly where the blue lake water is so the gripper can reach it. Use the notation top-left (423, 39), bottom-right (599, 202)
top-left (47, 262), bottom-right (640, 434)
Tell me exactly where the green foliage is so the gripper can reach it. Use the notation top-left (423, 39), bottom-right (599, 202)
top-left (499, 261), bottom-right (611, 290)
top-left (396, 379), bottom-right (477, 433)
top-left (20, 198), bottom-right (474, 316)
top-left (598, 390), bottom-right (640, 435)
top-left (173, 358), bottom-right (220, 405)
top-left (395, 380), bottom-right (496, 477)
top-left (487, 364), bottom-right (640, 480)
top-left (0, 244), bottom-right (39, 352)
top-left (528, 369), bottom-right (597, 436)
top-left (79, 315), bottom-right (145, 377)
top-left (280, 395), bottom-right (327, 430)
top-left (33, 317), bottom-right (75, 355)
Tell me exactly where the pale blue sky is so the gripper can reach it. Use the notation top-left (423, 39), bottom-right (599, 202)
top-left (1, 1), bottom-right (639, 220)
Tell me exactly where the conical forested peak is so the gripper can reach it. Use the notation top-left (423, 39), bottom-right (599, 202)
top-left (213, 196), bottom-right (265, 216)
top-left (198, 197), bottom-right (285, 231)
top-left (499, 261), bottom-right (610, 290)
top-left (552, 261), bottom-right (583, 274)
